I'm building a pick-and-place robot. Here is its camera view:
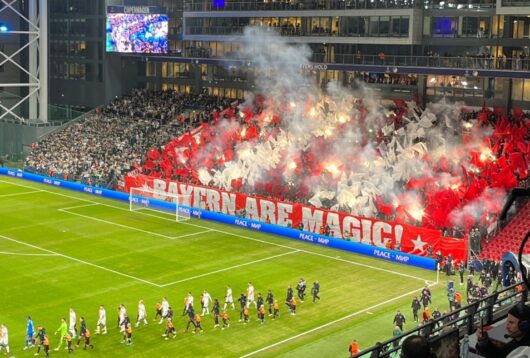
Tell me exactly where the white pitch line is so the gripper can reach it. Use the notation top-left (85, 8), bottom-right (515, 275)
top-left (0, 234), bottom-right (162, 287)
top-left (58, 203), bottom-right (100, 211)
top-left (0, 251), bottom-right (58, 257)
top-left (58, 207), bottom-right (177, 240)
top-left (159, 250), bottom-right (300, 288)
top-left (240, 284), bottom-right (433, 358)
top-left (0, 190), bottom-right (41, 198)
top-left (0, 179), bottom-right (433, 283)
top-left (169, 229), bottom-right (213, 240)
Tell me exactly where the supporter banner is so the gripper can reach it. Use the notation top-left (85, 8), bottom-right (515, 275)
top-left (0, 168), bottom-right (437, 270)
top-left (125, 175), bottom-right (468, 263)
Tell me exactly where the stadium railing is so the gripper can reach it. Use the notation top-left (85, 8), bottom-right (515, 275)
top-left (353, 282), bottom-right (527, 357)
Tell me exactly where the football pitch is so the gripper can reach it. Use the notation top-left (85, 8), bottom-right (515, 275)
top-left (0, 176), bottom-right (450, 357)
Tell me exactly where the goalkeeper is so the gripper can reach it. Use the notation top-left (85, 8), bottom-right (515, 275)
top-left (54, 318), bottom-right (67, 351)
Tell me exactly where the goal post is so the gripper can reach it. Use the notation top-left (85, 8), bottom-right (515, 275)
top-left (129, 187), bottom-right (191, 221)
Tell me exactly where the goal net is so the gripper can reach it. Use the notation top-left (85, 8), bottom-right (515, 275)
top-left (129, 187), bottom-right (191, 222)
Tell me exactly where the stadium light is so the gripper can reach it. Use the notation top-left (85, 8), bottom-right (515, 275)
top-left (0, 24), bottom-right (8, 33)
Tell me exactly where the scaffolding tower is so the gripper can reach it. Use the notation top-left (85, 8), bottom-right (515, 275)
top-left (0, 0), bottom-right (47, 122)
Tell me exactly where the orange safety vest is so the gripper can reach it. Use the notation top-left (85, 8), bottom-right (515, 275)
top-left (85, 329), bottom-right (91, 338)
top-left (127, 325), bottom-right (132, 334)
top-left (350, 341), bottom-right (359, 354)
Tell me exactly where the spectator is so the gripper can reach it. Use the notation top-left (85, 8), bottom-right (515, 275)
top-left (476, 304), bottom-right (530, 358)
top-left (400, 335), bottom-right (435, 358)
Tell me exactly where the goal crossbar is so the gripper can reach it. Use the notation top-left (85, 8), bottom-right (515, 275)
top-left (129, 187), bottom-right (191, 222)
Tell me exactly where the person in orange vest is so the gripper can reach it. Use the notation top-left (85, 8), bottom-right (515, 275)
top-left (242, 307), bottom-right (250, 324)
top-left (83, 328), bottom-right (93, 350)
top-left (273, 300), bottom-right (280, 319)
top-left (422, 306), bottom-right (431, 322)
top-left (258, 305), bottom-right (266, 324)
top-left (42, 335), bottom-right (50, 357)
top-left (123, 323), bottom-right (132, 345)
top-left (163, 318), bottom-right (176, 340)
top-left (221, 311), bottom-right (230, 330)
top-left (193, 314), bottom-right (203, 333)
top-left (154, 302), bottom-right (162, 321)
top-left (66, 332), bottom-right (74, 353)
top-left (319, 225), bottom-right (325, 235)
top-left (290, 296), bottom-right (297, 315)
top-left (349, 339), bottom-right (360, 357)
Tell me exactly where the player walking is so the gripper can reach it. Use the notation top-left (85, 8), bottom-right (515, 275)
top-left (135, 300), bottom-right (148, 327)
top-left (118, 304), bottom-right (127, 331)
top-left (54, 318), bottom-right (67, 351)
top-left (75, 316), bottom-right (87, 347)
top-left (296, 278), bottom-right (307, 302)
top-left (95, 305), bottom-right (107, 334)
top-left (266, 290), bottom-right (274, 316)
top-left (311, 280), bottom-right (321, 302)
top-left (224, 285), bottom-right (235, 311)
top-left (24, 316), bottom-right (35, 350)
top-left (201, 290), bottom-right (212, 316)
top-left (68, 308), bottom-right (77, 338)
top-left (0, 324), bottom-right (10, 356)
top-left (238, 293), bottom-right (247, 322)
top-left (246, 282), bottom-right (256, 308)
top-left (212, 299), bottom-right (220, 328)
top-left (286, 285), bottom-right (294, 311)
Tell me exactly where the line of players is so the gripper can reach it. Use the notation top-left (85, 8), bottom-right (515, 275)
top-left (4, 279), bottom-right (321, 356)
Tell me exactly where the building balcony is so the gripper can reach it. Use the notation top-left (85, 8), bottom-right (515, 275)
top-left (184, 0), bottom-right (422, 11)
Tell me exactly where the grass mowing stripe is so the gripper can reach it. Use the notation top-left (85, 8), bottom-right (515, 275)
top-left (159, 250), bottom-right (301, 287)
top-left (58, 207), bottom-right (178, 240)
top-left (0, 190), bottom-right (41, 198)
top-left (240, 284), bottom-right (431, 358)
top-left (0, 178), bottom-right (433, 284)
top-left (0, 233), bottom-right (163, 287)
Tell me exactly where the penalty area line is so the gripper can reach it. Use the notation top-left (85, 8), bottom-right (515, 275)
top-left (0, 190), bottom-right (42, 198)
top-left (0, 251), bottom-right (58, 257)
top-left (0, 234), bottom-right (163, 288)
top-left (1, 179), bottom-right (434, 284)
top-left (240, 284), bottom-right (434, 358)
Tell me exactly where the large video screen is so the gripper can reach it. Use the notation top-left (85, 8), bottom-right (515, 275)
top-left (106, 13), bottom-right (168, 54)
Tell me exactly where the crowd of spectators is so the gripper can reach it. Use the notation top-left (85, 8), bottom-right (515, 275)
top-left (24, 89), bottom-right (232, 188)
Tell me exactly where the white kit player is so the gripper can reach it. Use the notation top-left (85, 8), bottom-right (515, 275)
top-left (201, 290), bottom-right (212, 316)
top-left (0, 324), bottom-right (9, 356)
top-left (69, 308), bottom-right (77, 338)
top-left (159, 297), bottom-right (170, 324)
top-left (247, 282), bottom-right (256, 308)
top-left (95, 305), bottom-right (107, 334)
top-left (224, 285), bottom-right (235, 310)
top-left (135, 300), bottom-right (148, 327)
top-left (118, 304), bottom-right (127, 332)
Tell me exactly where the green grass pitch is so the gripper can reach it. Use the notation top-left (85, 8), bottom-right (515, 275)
top-left (0, 176), bottom-right (455, 357)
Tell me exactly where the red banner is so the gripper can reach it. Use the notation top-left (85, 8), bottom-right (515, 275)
top-left (125, 175), bottom-right (468, 263)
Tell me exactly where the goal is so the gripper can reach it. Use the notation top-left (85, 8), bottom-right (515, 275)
top-left (129, 187), bottom-right (191, 222)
